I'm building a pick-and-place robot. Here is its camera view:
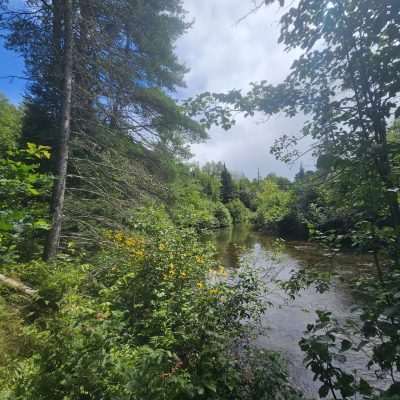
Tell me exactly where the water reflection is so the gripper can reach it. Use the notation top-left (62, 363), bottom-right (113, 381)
top-left (206, 225), bottom-right (381, 399)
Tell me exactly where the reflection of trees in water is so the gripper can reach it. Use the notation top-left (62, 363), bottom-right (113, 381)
top-left (212, 225), bottom-right (373, 279)
top-left (207, 225), bottom-right (374, 289)
top-left (213, 225), bottom-right (257, 269)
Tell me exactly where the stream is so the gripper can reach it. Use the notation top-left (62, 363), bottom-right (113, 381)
top-left (206, 224), bottom-right (386, 399)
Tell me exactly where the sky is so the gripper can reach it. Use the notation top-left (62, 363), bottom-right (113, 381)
top-left (0, 37), bottom-right (26, 104)
top-left (176, 0), bottom-right (314, 180)
top-left (0, 0), bottom-right (315, 179)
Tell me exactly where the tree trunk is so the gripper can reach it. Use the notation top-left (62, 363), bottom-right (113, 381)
top-left (44, 0), bottom-right (74, 261)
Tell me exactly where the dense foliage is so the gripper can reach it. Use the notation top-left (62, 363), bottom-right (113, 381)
top-left (0, 94), bottom-right (22, 155)
top-left (0, 153), bottom-right (301, 399)
top-left (0, 143), bottom-right (51, 263)
top-left (0, 207), bottom-right (280, 399)
top-left (4, 0), bottom-right (400, 398)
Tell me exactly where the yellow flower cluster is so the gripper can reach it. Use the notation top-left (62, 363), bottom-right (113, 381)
top-left (162, 263), bottom-right (189, 281)
top-left (158, 243), bottom-right (166, 251)
top-left (195, 255), bottom-right (205, 264)
top-left (107, 230), bottom-right (146, 260)
top-left (167, 263), bottom-right (176, 278)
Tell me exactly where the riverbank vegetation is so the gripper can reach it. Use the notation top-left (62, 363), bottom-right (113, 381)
top-left (1, 0), bottom-right (400, 399)
top-left (188, 0), bottom-right (400, 399)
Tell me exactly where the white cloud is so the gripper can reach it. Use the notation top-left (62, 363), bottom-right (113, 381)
top-left (177, 0), bottom-right (315, 179)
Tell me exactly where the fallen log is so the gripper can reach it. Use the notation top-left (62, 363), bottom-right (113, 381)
top-left (0, 274), bottom-right (37, 297)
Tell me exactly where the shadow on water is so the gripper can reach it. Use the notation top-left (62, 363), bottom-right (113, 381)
top-left (205, 225), bottom-right (384, 399)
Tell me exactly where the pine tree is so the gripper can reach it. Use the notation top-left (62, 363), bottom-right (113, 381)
top-left (295, 163), bottom-right (305, 182)
top-left (0, 0), bottom-right (206, 258)
top-left (220, 164), bottom-right (235, 204)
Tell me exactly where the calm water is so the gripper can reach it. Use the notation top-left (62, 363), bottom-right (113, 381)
top-left (206, 225), bottom-right (385, 399)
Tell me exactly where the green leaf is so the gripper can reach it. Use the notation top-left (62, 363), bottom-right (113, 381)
top-left (318, 384), bottom-right (330, 398)
top-left (359, 379), bottom-right (372, 396)
top-left (28, 187), bottom-right (40, 196)
top-left (340, 339), bottom-right (352, 352)
top-left (204, 382), bottom-right (217, 393)
top-left (33, 219), bottom-right (50, 230)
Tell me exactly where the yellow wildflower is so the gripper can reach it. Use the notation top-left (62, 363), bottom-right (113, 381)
top-left (218, 266), bottom-right (228, 277)
top-left (115, 231), bottom-right (124, 242)
top-left (168, 264), bottom-right (176, 277)
top-left (125, 238), bottom-right (136, 247)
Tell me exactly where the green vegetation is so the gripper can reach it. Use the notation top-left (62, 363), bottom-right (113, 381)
top-left (0, 136), bottom-right (300, 398)
top-left (0, 143), bottom-right (51, 264)
top-left (1, 207), bottom-right (299, 399)
top-left (0, 95), bottom-right (22, 155)
top-left (2, 0), bottom-right (400, 399)
top-left (254, 178), bottom-right (293, 232)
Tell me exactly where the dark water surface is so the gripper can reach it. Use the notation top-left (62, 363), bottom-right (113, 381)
top-left (206, 225), bottom-right (385, 399)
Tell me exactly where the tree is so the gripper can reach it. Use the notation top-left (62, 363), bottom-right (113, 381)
top-left (1, 0), bottom-right (205, 258)
top-left (0, 94), bottom-right (22, 155)
top-left (295, 164), bottom-right (305, 182)
top-left (44, 0), bottom-right (73, 260)
top-left (255, 178), bottom-right (293, 231)
top-left (220, 164), bottom-right (235, 203)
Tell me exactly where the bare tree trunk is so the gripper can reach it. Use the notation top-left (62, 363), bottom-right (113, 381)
top-left (44, 0), bottom-right (74, 261)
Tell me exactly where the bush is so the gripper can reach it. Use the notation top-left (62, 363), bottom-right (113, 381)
top-left (0, 207), bottom-right (299, 400)
top-left (226, 199), bottom-right (250, 224)
top-left (170, 183), bottom-right (219, 230)
top-left (254, 180), bottom-right (293, 233)
top-left (172, 200), bottom-right (218, 230)
top-left (214, 202), bottom-right (232, 227)
top-left (0, 143), bottom-right (51, 263)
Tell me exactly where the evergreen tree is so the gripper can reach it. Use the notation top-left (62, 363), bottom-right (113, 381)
top-left (0, 0), bottom-right (206, 258)
top-left (220, 164), bottom-right (235, 203)
top-left (295, 163), bottom-right (305, 182)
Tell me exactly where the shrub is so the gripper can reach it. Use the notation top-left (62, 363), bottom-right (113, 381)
top-left (213, 202), bottom-right (232, 227)
top-left (172, 201), bottom-right (218, 230)
top-left (226, 199), bottom-right (250, 224)
top-left (0, 207), bottom-right (300, 400)
top-left (0, 143), bottom-right (51, 263)
top-left (170, 183), bottom-right (219, 230)
top-left (254, 180), bottom-right (293, 232)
